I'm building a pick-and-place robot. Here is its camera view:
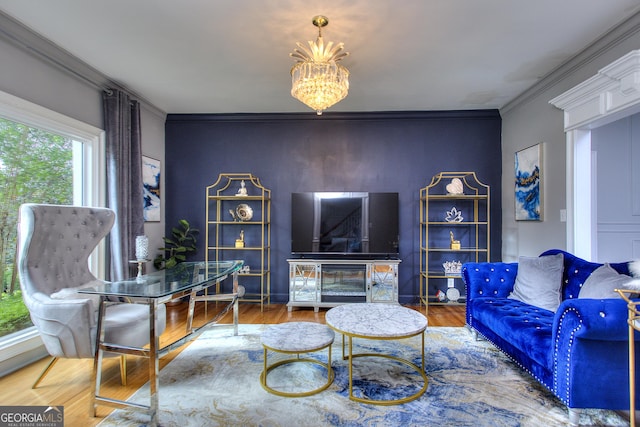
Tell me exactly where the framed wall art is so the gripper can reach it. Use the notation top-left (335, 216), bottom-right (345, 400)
top-left (515, 143), bottom-right (542, 221)
top-left (142, 155), bottom-right (161, 222)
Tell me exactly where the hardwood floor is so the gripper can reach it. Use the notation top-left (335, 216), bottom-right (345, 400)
top-left (0, 302), bottom-right (465, 427)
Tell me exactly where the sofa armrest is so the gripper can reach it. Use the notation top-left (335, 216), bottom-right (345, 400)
top-left (462, 262), bottom-right (518, 300)
top-left (552, 297), bottom-right (632, 408)
top-left (553, 297), bottom-right (630, 342)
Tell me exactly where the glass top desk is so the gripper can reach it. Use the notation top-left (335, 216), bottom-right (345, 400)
top-left (79, 260), bottom-right (244, 427)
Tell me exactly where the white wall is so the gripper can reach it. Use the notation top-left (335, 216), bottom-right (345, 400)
top-left (0, 19), bottom-right (167, 268)
top-left (500, 12), bottom-right (640, 261)
top-left (592, 113), bottom-right (640, 262)
top-left (140, 106), bottom-right (166, 267)
top-left (0, 36), bottom-right (102, 128)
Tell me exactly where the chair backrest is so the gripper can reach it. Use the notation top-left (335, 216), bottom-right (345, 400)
top-left (18, 204), bottom-right (115, 298)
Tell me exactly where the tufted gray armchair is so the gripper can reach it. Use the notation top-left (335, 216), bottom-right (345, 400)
top-left (17, 203), bottom-right (166, 388)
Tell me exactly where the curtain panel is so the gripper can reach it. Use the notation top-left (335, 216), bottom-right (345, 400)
top-left (103, 89), bottom-right (144, 281)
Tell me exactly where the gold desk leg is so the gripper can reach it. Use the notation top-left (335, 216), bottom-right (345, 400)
top-left (618, 290), bottom-right (639, 427)
top-left (630, 316), bottom-right (636, 427)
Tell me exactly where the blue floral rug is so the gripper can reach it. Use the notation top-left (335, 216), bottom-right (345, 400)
top-left (98, 325), bottom-right (627, 426)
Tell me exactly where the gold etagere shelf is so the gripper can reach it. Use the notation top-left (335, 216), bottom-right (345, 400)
top-left (419, 172), bottom-right (490, 315)
top-left (205, 173), bottom-right (271, 311)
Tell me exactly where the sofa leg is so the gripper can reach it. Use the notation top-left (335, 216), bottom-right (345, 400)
top-left (470, 329), bottom-right (483, 341)
top-left (568, 408), bottom-right (581, 426)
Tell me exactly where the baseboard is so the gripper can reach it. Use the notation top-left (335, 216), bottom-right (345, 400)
top-left (0, 328), bottom-right (48, 377)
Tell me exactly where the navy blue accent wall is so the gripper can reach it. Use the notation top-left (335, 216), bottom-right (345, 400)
top-left (164, 110), bottom-right (502, 304)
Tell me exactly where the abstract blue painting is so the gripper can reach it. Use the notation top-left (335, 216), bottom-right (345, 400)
top-left (142, 156), bottom-right (161, 222)
top-left (515, 143), bottom-right (542, 221)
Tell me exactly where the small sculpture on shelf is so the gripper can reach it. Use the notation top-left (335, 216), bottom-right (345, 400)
top-left (450, 231), bottom-right (461, 250)
top-left (445, 177), bottom-right (464, 195)
top-left (445, 207), bottom-right (463, 222)
top-left (236, 180), bottom-right (248, 196)
top-left (235, 230), bottom-right (245, 248)
top-left (442, 260), bottom-right (462, 275)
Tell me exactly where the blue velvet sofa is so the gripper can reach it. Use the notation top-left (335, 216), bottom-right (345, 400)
top-left (463, 249), bottom-right (637, 425)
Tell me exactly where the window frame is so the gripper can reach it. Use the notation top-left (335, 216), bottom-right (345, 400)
top-left (0, 89), bottom-right (106, 375)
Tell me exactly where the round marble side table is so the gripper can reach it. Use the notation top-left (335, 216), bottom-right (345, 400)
top-left (325, 303), bottom-right (428, 405)
top-left (260, 321), bottom-right (335, 397)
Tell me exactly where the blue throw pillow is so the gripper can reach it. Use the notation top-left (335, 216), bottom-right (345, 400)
top-left (508, 253), bottom-right (564, 312)
top-left (579, 263), bottom-right (640, 299)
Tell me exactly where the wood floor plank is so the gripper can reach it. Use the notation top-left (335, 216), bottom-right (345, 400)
top-left (0, 302), bottom-right (465, 427)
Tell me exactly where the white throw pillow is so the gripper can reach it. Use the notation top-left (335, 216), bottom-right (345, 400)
top-left (629, 260), bottom-right (640, 278)
top-left (579, 263), bottom-right (640, 299)
top-left (508, 253), bottom-right (564, 312)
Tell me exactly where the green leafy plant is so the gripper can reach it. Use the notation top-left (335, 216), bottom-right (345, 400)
top-left (153, 219), bottom-right (199, 270)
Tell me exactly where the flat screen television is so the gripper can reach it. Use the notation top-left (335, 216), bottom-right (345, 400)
top-left (291, 192), bottom-right (399, 258)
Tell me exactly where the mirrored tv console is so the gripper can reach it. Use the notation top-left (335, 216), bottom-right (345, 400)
top-left (286, 259), bottom-right (401, 312)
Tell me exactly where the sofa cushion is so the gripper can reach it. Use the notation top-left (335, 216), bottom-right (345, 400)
top-left (469, 297), bottom-right (554, 369)
top-left (579, 263), bottom-right (640, 299)
top-left (508, 253), bottom-right (564, 312)
top-left (630, 260), bottom-right (640, 277)
top-left (540, 249), bottom-right (631, 300)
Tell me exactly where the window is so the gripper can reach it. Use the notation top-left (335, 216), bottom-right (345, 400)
top-left (0, 90), bottom-right (104, 374)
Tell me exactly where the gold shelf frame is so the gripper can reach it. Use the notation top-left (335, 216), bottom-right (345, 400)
top-left (419, 171), bottom-right (490, 315)
top-left (205, 173), bottom-right (271, 311)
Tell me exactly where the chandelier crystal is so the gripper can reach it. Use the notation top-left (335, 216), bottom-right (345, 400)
top-left (290, 16), bottom-right (349, 115)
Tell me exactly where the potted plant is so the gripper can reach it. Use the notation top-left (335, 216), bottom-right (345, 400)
top-left (153, 219), bottom-right (199, 270)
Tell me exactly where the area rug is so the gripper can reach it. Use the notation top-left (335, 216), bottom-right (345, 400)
top-left (98, 325), bottom-right (627, 427)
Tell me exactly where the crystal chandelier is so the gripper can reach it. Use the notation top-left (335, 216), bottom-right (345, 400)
top-left (290, 16), bottom-right (349, 115)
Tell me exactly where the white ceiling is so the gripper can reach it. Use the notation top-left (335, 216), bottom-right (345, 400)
top-left (1, 0), bottom-right (639, 115)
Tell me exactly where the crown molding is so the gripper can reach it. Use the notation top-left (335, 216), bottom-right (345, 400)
top-left (166, 109), bottom-right (501, 124)
top-left (549, 50), bottom-right (640, 130)
top-left (501, 10), bottom-right (640, 115)
top-left (0, 11), bottom-right (166, 119)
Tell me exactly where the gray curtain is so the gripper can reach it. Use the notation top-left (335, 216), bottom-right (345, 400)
top-left (103, 89), bottom-right (144, 281)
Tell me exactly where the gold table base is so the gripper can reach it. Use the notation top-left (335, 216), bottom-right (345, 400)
top-left (260, 346), bottom-right (334, 397)
top-left (342, 333), bottom-right (428, 405)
